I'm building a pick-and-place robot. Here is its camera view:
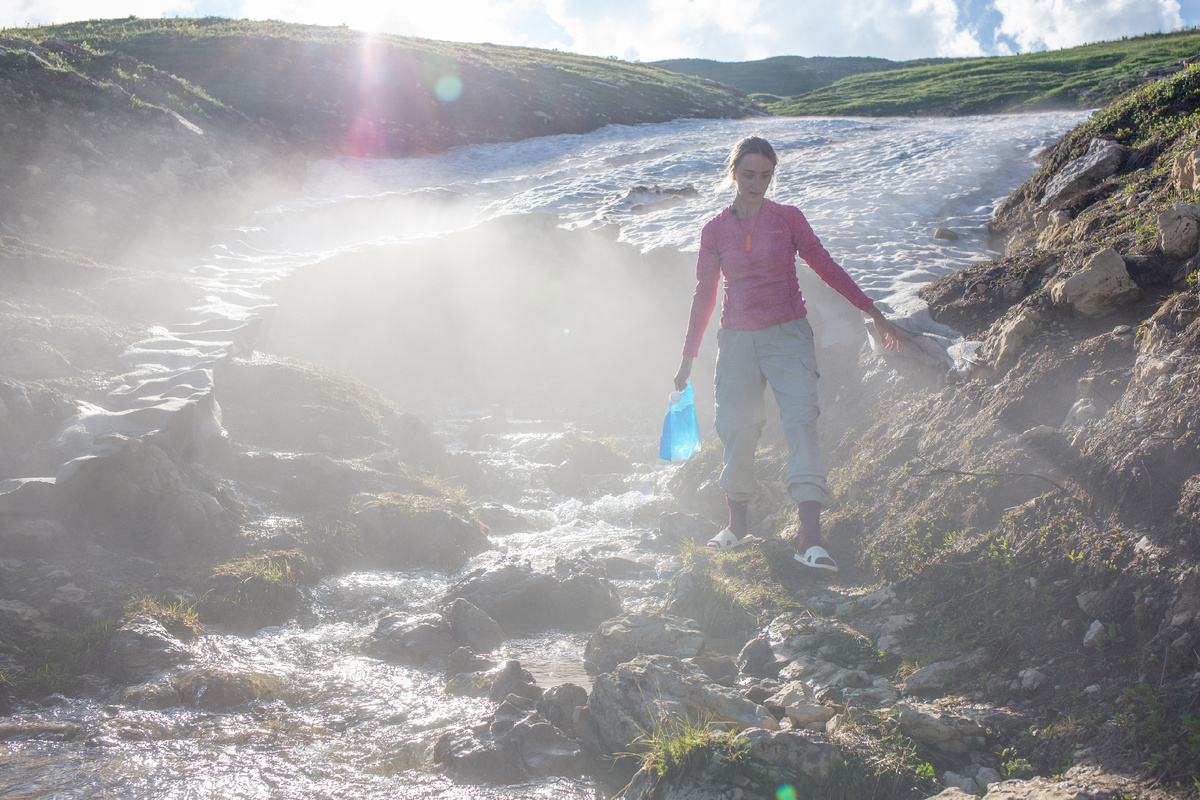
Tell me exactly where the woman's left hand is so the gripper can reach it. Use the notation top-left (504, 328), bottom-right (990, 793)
top-left (868, 309), bottom-right (903, 352)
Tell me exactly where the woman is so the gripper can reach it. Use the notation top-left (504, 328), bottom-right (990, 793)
top-left (673, 135), bottom-right (901, 572)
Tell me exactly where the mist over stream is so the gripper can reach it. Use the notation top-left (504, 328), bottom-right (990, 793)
top-left (1, 112), bottom-right (1086, 798)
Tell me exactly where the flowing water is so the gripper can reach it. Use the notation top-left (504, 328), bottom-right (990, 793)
top-left (1, 112), bottom-right (1087, 798)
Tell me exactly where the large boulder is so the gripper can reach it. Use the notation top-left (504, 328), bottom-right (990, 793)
top-left (442, 557), bottom-right (621, 632)
top-left (1039, 138), bottom-right (1128, 208)
top-left (354, 494), bottom-right (490, 570)
top-left (664, 564), bottom-right (753, 636)
top-left (106, 614), bottom-right (191, 681)
top-left (983, 307), bottom-right (1041, 369)
top-left (446, 598), bottom-right (505, 652)
top-left (61, 435), bottom-right (237, 554)
top-left (741, 727), bottom-right (843, 781)
top-left (583, 611), bottom-right (705, 674)
top-left (369, 612), bottom-right (457, 664)
top-left (173, 667), bottom-right (288, 708)
top-left (1050, 249), bottom-right (1142, 318)
top-left (584, 654), bottom-right (777, 755)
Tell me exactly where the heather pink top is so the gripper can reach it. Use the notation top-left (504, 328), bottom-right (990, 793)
top-left (682, 199), bottom-right (875, 358)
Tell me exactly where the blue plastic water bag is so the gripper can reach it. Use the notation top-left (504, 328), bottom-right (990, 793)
top-left (659, 381), bottom-right (701, 462)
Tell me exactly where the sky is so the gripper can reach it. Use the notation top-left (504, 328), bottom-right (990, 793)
top-left (1, 0), bottom-right (1198, 62)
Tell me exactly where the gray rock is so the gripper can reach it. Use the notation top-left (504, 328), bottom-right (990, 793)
top-left (443, 557), bottom-right (621, 632)
top-left (900, 659), bottom-right (968, 695)
top-left (370, 612), bottom-right (456, 664)
top-left (897, 702), bottom-right (988, 754)
top-left (583, 611), bottom-right (705, 674)
top-left (943, 770), bottom-right (980, 795)
top-left (934, 227), bottom-right (959, 240)
top-left (737, 634), bottom-right (778, 678)
top-left (1083, 620), bottom-right (1106, 648)
top-left (1040, 138), bottom-right (1128, 208)
top-left (644, 511), bottom-right (711, 549)
top-left (740, 727), bottom-right (842, 780)
top-left (586, 654), bottom-right (777, 754)
top-left (106, 615), bottom-right (191, 681)
top-left (1019, 668), bottom-right (1047, 691)
top-left (487, 659), bottom-right (543, 702)
top-left (976, 766), bottom-right (1003, 791)
top-left (447, 598), bottom-right (505, 652)
top-left (354, 496), bottom-right (490, 570)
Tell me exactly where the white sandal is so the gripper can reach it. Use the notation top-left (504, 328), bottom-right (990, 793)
top-left (706, 529), bottom-right (758, 551)
top-left (795, 545), bottom-right (838, 572)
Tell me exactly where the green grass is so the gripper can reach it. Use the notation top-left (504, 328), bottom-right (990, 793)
top-left (124, 593), bottom-right (205, 640)
top-left (16, 620), bottom-right (114, 696)
top-left (634, 714), bottom-right (751, 781)
top-left (651, 54), bottom-right (954, 97)
top-left (766, 28), bottom-right (1200, 117)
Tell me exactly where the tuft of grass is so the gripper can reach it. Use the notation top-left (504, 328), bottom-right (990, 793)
top-left (124, 593), bottom-right (204, 640)
top-left (635, 714), bottom-right (751, 781)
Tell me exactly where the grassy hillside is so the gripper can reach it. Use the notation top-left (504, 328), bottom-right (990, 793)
top-left (763, 28), bottom-right (1200, 116)
top-left (9, 17), bottom-right (756, 156)
top-left (650, 55), bottom-right (900, 98)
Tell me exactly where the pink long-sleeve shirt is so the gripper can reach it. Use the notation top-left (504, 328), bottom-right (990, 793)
top-left (682, 199), bottom-right (875, 358)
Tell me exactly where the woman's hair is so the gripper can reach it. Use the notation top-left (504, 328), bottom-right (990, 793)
top-left (727, 135), bottom-right (778, 172)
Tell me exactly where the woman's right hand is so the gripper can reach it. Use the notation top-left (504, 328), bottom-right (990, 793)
top-left (673, 357), bottom-right (693, 392)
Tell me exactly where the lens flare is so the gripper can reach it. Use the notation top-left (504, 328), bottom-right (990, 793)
top-left (435, 75), bottom-right (463, 102)
top-left (776, 786), bottom-right (799, 800)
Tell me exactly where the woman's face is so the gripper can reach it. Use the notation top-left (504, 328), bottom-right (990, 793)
top-left (732, 153), bottom-right (775, 203)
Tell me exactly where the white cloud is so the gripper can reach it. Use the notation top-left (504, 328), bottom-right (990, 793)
top-left (994, 0), bottom-right (1184, 51)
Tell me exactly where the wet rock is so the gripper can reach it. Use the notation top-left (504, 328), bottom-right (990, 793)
top-left (445, 647), bottom-right (496, 679)
top-left (62, 435), bottom-right (238, 554)
top-left (1157, 203), bottom-right (1200, 258)
top-left (1050, 248), bottom-right (1142, 318)
top-left (0, 720), bottom-right (86, 741)
top-left (121, 675), bottom-right (182, 709)
top-left (354, 494), bottom-right (490, 570)
top-left (896, 702), bottom-right (988, 754)
top-left (106, 614), bottom-right (191, 682)
top-left (446, 598), bottom-right (505, 652)
top-left (602, 555), bottom-right (655, 579)
top-left (583, 611), bottom-right (705, 674)
top-left (370, 612), bottom-right (457, 664)
top-left (934, 227), bottom-right (959, 241)
top-left (487, 659), bottom-right (543, 702)
top-left (435, 691), bottom-right (589, 782)
top-left (173, 668), bottom-right (286, 708)
top-left (538, 682), bottom-right (588, 732)
top-left (1039, 138), bottom-right (1128, 208)
top-left (586, 654), bottom-right (776, 754)
top-left (443, 557), bottom-right (621, 632)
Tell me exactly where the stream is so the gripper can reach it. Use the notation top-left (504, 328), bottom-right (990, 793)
top-left (1, 111), bottom-right (1088, 798)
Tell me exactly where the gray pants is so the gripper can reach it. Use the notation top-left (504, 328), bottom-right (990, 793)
top-left (714, 317), bottom-right (832, 507)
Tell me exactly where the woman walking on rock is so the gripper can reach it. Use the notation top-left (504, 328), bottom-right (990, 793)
top-left (673, 135), bottom-right (901, 572)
